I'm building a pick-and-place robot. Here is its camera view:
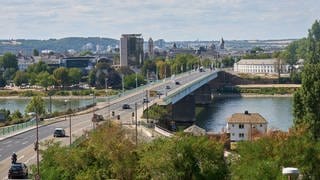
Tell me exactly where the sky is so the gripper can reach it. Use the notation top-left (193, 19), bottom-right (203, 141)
top-left (0, 0), bottom-right (319, 41)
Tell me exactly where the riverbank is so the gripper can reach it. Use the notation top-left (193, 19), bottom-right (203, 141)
top-left (0, 95), bottom-right (107, 100)
top-left (213, 93), bottom-right (293, 98)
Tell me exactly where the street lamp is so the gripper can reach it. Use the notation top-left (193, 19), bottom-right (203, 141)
top-left (27, 112), bottom-right (40, 180)
top-left (64, 99), bottom-right (72, 146)
top-left (90, 93), bottom-right (96, 128)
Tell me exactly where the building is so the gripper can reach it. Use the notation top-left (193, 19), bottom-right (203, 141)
top-left (227, 111), bottom-right (268, 141)
top-left (60, 57), bottom-right (94, 74)
top-left (233, 58), bottom-right (288, 74)
top-left (120, 34), bottom-right (144, 67)
top-left (148, 37), bottom-right (154, 58)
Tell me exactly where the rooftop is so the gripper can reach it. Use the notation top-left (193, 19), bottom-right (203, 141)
top-left (227, 111), bottom-right (268, 124)
top-left (236, 58), bottom-right (277, 65)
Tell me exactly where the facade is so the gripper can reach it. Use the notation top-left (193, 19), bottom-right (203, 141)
top-left (120, 34), bottom-right (144, 67)
top-left (148, 37), bottom-right (154, 58)
top-left (227, 111), bottom-right (268, 142)
top-left (60, 57), bottom-right (94, 73)
top-left (233, 58), bottom-right (288, 74)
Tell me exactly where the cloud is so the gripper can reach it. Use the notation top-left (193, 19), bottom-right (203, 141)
top-left (0, 0), bottom-right (319, 40)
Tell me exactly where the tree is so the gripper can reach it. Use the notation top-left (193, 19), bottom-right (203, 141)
top-left (68, 68), bottom-right (81, 85)
top-left (25, 96), bottom-right (46, 115)
top-left (307, 20), bottom-right (320, 64)
top-left (124, 73), bottom-right (146, 89)
top-left (27, 61), bottom-right (49, 74)
top-left (3, 68), bottom-right (17, 81)
top-left (37, 72), bottom-right (54, 90)
top-left (0, 76), bottom-right (6, 87)
top-left (53, 67), bottom-right (69, 87)
top-left (11, 110), bottom-right (23, 120)
top-left (0, 52), bottom-right (18, 70)
top-left (13, 71), bottom-right (29, 86)
top-left (0, 108), bottom-right (11, 121)
top-left (293, 64), bottom-right (320, 139)
top-left (137, 134), bottom-right (228, 179)
top-left (33, 49), bottom-right (39, 56)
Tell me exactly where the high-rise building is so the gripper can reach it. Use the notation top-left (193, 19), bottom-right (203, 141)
top-left (148, 37), bottom-right (154, 58)
top-left (120, 34), bottom-right (144, 67)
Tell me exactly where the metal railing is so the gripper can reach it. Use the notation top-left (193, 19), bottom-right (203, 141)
top-left (0, 118), bottom-right (36, 137)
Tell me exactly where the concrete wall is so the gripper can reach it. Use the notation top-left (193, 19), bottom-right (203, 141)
top-left (193, 84), bottom-right (212, 105)
top-left (172, 94), bottom-right (195, 123)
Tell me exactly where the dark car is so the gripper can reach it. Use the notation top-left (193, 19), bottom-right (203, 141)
top-left (143, 98), bottom-right (149, 103)
top-left (53, 128), bottom-right (66, 137)
top-left (166, 85), bottom-right (171, 89)
top-left (122, 104), bottom-right (130, 109)
top-left (8, 163), bottom-right (28, 179)
top-left (175, 81), bottom-right (180, 85)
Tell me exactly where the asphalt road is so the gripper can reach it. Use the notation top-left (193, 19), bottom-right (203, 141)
top-left (0, 69), bottom-right (213, 179)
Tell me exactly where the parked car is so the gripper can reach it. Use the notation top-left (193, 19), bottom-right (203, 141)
top-left (53, 128), bottom-right (66, 137)
top-left (8, 163), bottom-right (28, 179)
top-left (122, 104), bottom-right (130, 109)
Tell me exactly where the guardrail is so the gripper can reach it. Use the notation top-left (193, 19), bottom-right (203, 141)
top-left (0, 118), bottom-right (36, 137)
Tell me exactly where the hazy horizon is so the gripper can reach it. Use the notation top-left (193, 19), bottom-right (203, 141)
top-left (1, 0), bottom-right (319, 41)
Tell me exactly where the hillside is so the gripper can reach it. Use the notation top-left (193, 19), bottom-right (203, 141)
top-left (0, 37), bottom-right (119, 55)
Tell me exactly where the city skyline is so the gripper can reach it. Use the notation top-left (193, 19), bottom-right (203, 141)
top-left (1, 0), bottom-right (319, 41)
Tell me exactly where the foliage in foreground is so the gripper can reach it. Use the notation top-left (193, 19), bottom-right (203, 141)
top-left (231, 128), bottom-right (320, 180)
top-left (38, 123), bottom-right (228, 180)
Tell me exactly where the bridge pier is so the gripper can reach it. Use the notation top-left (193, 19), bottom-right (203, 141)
top-left (193, 84), bottom-right (212, 105)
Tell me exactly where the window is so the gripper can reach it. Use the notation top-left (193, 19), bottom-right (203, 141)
top-left (239, 124), bottom-right (244, 129)
top-left (232, 133), bottom-right (235, 136)
top-left (232, 124), bottom-right (234, 127)
top-left (260, 124), bottom-right (263, 127)
top-left (239, 133), bottom-right (244, 138)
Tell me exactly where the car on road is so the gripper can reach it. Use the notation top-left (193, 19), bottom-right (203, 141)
top-left (53, 128), bottom-right (66, 137)
top-left (175, 81), bottom-right (180, 85)
top-left (143, 98), bottom-right (150, 103)
top-left (166, 85), bottom-right (171, 89)
top-left (8, 163), bottom-right (28, 179)
top-left (122, 104), bottom-right (130, 109)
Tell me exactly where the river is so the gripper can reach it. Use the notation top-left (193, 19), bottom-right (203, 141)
top-left (196, 97), bottom-right (293, 132)
top-left (0, 97), bottom-right (106, 114)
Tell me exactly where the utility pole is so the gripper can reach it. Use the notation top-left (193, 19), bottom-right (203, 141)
top-left (135, 72), bottom-right (138, 90)
top-left (35, 114), bottom-right (40, 180)
top-left (121, 74), bottom-right (124, 95)
top-left (69, 100), bottom-right (72, 146)
top-left (146, 90), bottom-right (149, 123)
top-left (135, 102), bottom-right (138, 146)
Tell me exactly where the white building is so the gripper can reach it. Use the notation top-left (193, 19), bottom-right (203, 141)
top-left (227, 111), bottom-right (268, 142)
top-left (233, 58), bottom-right (288, 74)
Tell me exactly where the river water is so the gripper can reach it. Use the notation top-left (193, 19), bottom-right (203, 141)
top-left (196, 97), bottom-right (293, 132)
top-left (0, 97), bottom-right (106, 114)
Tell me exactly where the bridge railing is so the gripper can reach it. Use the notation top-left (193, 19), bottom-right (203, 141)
top-left (0, 118), bottom-right (36, 137)
top-left (161, 70), bottom-right (218, 105)
top-left (105, 70), bottom-right (195, 102)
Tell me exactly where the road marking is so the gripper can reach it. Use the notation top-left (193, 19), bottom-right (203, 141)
top-left (24, 155), bottom-right (36, 164)
top-left (2, 140), bottom-right (12, 145)
top-left (17, 155), bottom-right (24, 161)
top-left (22, 141), bottom-right (28, 145)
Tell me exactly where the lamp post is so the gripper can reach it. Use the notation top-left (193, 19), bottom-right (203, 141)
top-left (65, 99), bottom-right (72, 146)
top-left (27, 112), bottom-right (40, 180)
top-left (90, 93), bottom-right (96, 128)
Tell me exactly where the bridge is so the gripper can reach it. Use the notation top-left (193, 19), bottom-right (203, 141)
top-left (154, 69), bottom-right (219, 130)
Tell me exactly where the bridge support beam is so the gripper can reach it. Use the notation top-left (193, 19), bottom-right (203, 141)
top-left (193, 84), bottom-right (212, 105)
top-left (170, 94), bottom-right (196, 129)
